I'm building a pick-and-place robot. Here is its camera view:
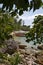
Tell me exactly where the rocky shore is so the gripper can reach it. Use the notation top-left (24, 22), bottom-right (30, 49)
top-left (18, 47), bottom-right (43, 65)
top-left (0, 38), bottom-right (43, 65)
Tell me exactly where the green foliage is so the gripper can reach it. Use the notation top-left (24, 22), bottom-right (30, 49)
top-left (0, 13), bottom-right (14, 42)
top-left (0, 52), bottom-right (21, 65)
top-left (0, 53), bottom-right (6, 59)
top-left (0, 0), bottom-right (42, 15)
top-left (8, 53), bottom-right (21, 65)
top-left (26, 15), bottom-right (43, 45)
top-left (21, 25), bottom-right (30, 31)
top-left (0, 12), bottom-right (23, 42)
top-left (14, 17), bottom-right (22, 31)
top-left (19, 10), bottom-right (23, 15)
top-left (30, 0), bottom-right (42, 11)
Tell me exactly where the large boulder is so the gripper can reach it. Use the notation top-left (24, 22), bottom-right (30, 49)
top-left (5, 38), bottom-right (19, 54)
top-left (0, 38), bottom-right (19, 54)
top-left (37, 44), bottom-right (43, 50)
top-left (34, 51), bottom-right (43, 65)
top-left (19, 44), bottom-right (27, 49)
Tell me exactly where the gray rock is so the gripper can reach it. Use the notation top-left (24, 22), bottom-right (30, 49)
top-left (5, 38), bottom-right (19, 54)
top-left (0, 38), bottom-right (19, 54)
top-left (37, 44), bottom-right (43, 50)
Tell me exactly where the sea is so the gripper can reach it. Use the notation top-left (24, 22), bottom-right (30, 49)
top-left (14, 36), bottom-right (38, 48)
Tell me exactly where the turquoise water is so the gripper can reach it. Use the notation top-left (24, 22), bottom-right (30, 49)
top-left (14, 36), bottom-right (37, 48)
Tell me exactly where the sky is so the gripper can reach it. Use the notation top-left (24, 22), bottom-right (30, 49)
top-left (19, 7), bottom-right (43, 27)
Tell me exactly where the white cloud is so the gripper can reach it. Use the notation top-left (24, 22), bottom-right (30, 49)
top-left (19, 13), bottom-right (43, 20)
top-left (19, 13), bottom-right (43, 27)
top-left (20, 15), bottom-right (34, 20)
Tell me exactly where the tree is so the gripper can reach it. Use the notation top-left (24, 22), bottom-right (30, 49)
top-left (26, 15), bottom-right (43, 45)
top-left (17, 19), bottom-right (22, 30)
top-left (0, 0), bottom-right (42, 15)
top-left (0, 9), bottom-right (23, 43)
top-left (14, 16), bottom-right (22, 30)
top-left (0, 12), bottom-right (15, 42)
top-left (0, 0), bottom-right (43, 42)
top-left (21, 25), bottom-right (30, 31)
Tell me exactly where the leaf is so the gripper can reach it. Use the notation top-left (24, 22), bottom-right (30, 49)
top-left (19, 10), bottom-right (23, 15)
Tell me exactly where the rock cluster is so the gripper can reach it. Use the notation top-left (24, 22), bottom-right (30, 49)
top-left (0, 39), bottom-right (27, 55)
top-left (18, 44), bottom-right (43, 65)
top-left (0, 39), bottom-right (43, 65)
top-left (0, 38), bottom-right (19, 54)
